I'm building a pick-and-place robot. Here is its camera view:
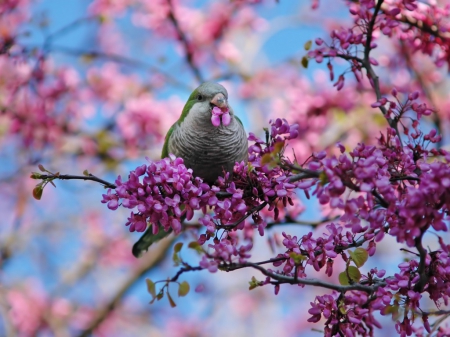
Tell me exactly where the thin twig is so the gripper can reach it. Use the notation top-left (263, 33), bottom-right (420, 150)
top-left (265, 215), bottom-right (339, 229)
top-left (221, 261), bottom-right (386, 293)
top-left (36, 174), bottom-right (116, 189)
top-left (218, 201), bottom-right (268, 230)
top-left (364, 0), bottom-right (384, 62)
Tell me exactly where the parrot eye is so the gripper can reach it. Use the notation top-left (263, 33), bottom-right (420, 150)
top-left (197, 94), bottom-right (204, 101)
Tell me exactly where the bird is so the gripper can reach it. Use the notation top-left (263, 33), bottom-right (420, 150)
top-left (132, 82), bottom-right (248, 257)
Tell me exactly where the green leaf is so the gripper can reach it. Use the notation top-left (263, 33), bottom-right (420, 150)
top-left (289, 252), bottom-right (306, 265)
top-left (301, 56), bottom-right (309, 68)
top-left (178, 281), bottom-right (190, 297)
top-left (150, 290), bottom-right (164, 304)
top-left (338, 266), bottom-right (361, 285)
top-left (248, 276), bottom-right (260, 290)
top-left (384, 304), bottom-right (400, 321)
top-left (304, 40), bottom-right (312, 51)
top-left (304, 41), bottom-right (312, 51)
top-left (349, 247), bottom-right (369, 268)
top-left (83, 169), bottom-right (89, 176)
top-left (32, 185), bottom-right (43, 200)
top-left (167, 292), bottom-right (176, 308)
top-left (172, 252), bottom-right (180, 266)
top-left (146, 278), bottom-right (156, 298)
top-left (260, 153), bottom-right (275, 166)
top-left (174, 242), bottom-right (183, 253)
top-left (319, 171), bottom-right (329, 185)
top-left (188, 241), bottom-right (203, 253)
top-left (261, 141), bottom-right (285, 169)
top-left (30, 172), bottom-right (42, 179)
top-left (338, 298), bottom-right (347, 314)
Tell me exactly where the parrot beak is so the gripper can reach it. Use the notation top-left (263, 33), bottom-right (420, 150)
top-left (210, 93), bottom-right (228, 110)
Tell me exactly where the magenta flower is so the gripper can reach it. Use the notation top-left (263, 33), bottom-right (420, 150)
top-left (211, 106), bottom-right (231, 127)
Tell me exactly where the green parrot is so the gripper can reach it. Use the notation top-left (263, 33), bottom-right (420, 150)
top-left (132, 82), bottom-right (248, 257)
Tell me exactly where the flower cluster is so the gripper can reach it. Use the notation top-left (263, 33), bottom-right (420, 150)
top-left (102, 155), bottom-right (209, 234)
top-left (272, 223), bottom-right (353, 279)
top-left (308, 289), bottom-right (383, 337)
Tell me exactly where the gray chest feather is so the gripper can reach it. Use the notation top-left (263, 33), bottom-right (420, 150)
top-left (168, 116), bottom-right (248, 184)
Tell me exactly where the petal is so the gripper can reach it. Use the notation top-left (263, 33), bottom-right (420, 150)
top-left (222, 113), bottom-right (231, 126)
top-left (212, 106), bottom-right (222, 116)
top-left (211, 115), bottom-right (221, 127)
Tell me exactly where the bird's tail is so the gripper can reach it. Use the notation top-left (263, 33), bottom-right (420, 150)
top-left (132, 224), bottom-right (173, 258)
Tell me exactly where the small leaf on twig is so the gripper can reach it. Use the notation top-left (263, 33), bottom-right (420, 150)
top-left (188, 241), bottom-right (203, 253)
top-left (174, 242), bottom-right (183, 253)
top-left (178, 281), bottom-right (190, 297)
top-left (30, 172), bottom-right (42, 179)
top-left (146, 278), bottom-right (156, 298)
top-left (304, 40), bottom-right (312, 51)
top-left (301, 56), bottom-right (309, 68)
top-left (349, 247), bottom-right (368, 268)
top-left (167, 292), bottom-right (176, 308)
top-left (338, 266), bottom-right (361, 285)
top-left (248, 276), bottom-right (261, 290)
top-left (32, 185), bottom-right (43, 200)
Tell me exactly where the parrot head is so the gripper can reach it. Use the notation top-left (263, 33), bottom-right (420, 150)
top-left (179, 82), bottom-right (232, 127)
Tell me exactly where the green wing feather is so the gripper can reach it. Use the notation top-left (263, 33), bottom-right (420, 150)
top-left (161, 123), bottom-right (176, 159)
top-left (235, 115), bottom-right (243, 126)
top-left (161, 88), bottom-right (198, 159)
top-left (133, 88), bottom-right (199, 258)
top-left (132, 227), bottom-right (172, 258)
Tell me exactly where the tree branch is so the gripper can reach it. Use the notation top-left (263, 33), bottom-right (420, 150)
top-left (166, 0), bottom-right (204, 83)
top-left (221, 261), bottom-right (386, 293)
top-left (414, 229), bottom-right (428, 292)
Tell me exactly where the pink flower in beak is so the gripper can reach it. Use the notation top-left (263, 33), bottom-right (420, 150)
top-left (211, 106), bottom-right (231, 127)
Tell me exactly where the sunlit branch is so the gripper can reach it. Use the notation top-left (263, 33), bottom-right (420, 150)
top-left (383, 2), bottom-right (450, 41)
top-left (166, 0), bottom-right (204, 84)
top-left (39, 45), bottom-right (190, 90)
top-left (77, 237), bottom-right (174, 337)
top-left (43, 16), bottom-right (99, 51)
top-left (420, 309), bottom-right (450, 316)
top-left (0, 288), bottom-right (18, 337)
